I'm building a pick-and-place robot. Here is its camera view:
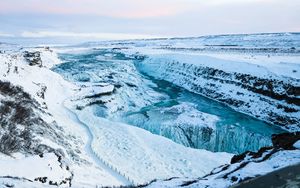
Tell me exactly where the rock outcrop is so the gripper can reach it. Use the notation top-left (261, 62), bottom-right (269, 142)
top-left (23, 51), bottom-right (42, 67)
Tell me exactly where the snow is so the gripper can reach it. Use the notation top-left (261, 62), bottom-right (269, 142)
top-left (135, 52), bottom-right (300, 131)
top-left (1, 33), bottom-right (299, 187)
top-left (81, 33), bottom-right (300, 51)
top-left (0, 178), bottom-right (54, 188)
top-left (0, 153), bottom-right (70, 184)
top-left (162, 103), bottom-right (218, 130)
top-left (196, 53), bottom-right (300, 80)
top-left (39, 48), bottom-right (62, 68)
top-left (0, 48), bottom-right (126, 187)
top-left (234, 150), bottom-right (300, 177)
top-left (145, 149), bottom-right (300, 188)
top-left (293, 140), bottom-right (300, 149)
top-left (0, 45), bottom-right (233, 187)
top-left (142, 53), bottom-right (299, 83)
top-left (70, 105), bottom-right (232, 185)
top-left (63, 105), bottom-right (132, 186)
top-left (42, 42), bottom-right (300, 187)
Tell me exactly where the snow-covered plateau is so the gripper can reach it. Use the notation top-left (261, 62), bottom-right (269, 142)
top-left (0, 33), bottom-right (299, 188)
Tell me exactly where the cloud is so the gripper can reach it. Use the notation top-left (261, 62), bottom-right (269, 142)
top-left (20, 31), bottom-right (159, 40)
top-left (1, 0), bottom-right (299, 38)
top-left (202, 0), bottom-right (271, 6)
top-left (0, 0), bottom-right (192, 18)
top-left (0, 32), bottom-right (15, 37)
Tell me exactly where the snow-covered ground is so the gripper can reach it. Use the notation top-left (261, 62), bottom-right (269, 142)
top-left (55, 46), bottom-right (286, 155)
top-left (144, 132), bottom-right (300, 188)
top-left (0, 153), bottom-right (71, 187)
top-left (68, 105), bottom-right (230, 184)
top-left (161, 103), bottom-right (219, 130)
top-left (145, 149), bottom-right (300, 188)
top-left (0, 44), bottom-right (232, 187)
top-left (0, 47), bottom-right (126, 187)
top-left (0, 33), bottom-right (299, 188)
top-left (61, 33), bottom-right (300, 132)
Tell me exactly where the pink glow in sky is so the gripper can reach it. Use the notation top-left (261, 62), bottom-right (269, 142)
top-left (0, 0), bottom-right (193, 18)
top-left (0, 0), bottom-right (299, 39)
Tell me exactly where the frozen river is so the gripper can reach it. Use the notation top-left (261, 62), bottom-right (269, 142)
top-left (53, 48), bottom-right (285, 154)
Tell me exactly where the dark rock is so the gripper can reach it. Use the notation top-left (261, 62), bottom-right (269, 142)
top-left (23, 51), bottom-right (42, 67)
top-left (272, 132), bottom-right (300, 150)
top-left (234, 163), bottom-right (300, 188)
top-left (231, 132), bottom-right (300, 165)
top-left (34, 177), bottom-right (47, 183)
top-left (180, 180), bottom-right (198, 186)
top-left (125, 82), bottom-right (137, 88)
top-left (49, 181), bottom-right (58, 186)
top-left (231, 151), bottom-right (255, 164)
top-left (231, 176), bottom-right (238, 182)
top-left (4, 183), bottom-right (14, 188)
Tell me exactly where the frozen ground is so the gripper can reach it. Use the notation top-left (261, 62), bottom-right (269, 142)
top-left (0, 47), bottom-right (126, 187)
top-left (145, 150), bottom-right (300, 188)
top-left (0, 33), bottom-right (299, 188)
top-left (144, 132), bottom-right (300, 188)
top-left (67, 104), bottom-right (231, 184)
top-left (0, 43), bottom-right (232, 187)
top-left (54, 47), bottom-right (285, 155)
top-left (0, 153), bottom-right (71, 186)
top-left (62, 33), bottom-right (300, 132)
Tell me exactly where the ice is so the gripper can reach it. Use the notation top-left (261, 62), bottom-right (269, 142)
top-left (1, 32), bottom-right (299, 187)
top-left (124, 102), bottom-right (274, 153)
top-left (55, 48), bottom-right (285, 154)
top-left (53, 49), bottom-right (166, 116)
top-left (124, 102), bottom-right (219, 150)
top-left (293, 140), bottom-right (300, 149)
top-left (135, 53), bottom-right (299, 131)
top-left (69, 105), bottom-right (232, 185)
top-left (162, 103), bottom-right (218, 129)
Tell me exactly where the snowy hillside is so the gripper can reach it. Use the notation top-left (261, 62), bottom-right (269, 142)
top-left (144, 132), bottom-right (300, 188)
top-left (0, 48), bottom-right (127, 187)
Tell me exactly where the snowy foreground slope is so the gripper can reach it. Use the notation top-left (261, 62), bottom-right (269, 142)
top-left (0, 46), bottom-right (232, 187)
top-left (0, 48), bottom-right (127, 187)
top-left (144, 132), bottom-right (300, 188)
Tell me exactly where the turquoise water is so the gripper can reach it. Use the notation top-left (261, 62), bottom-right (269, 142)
top-left (54, 48), bottom-right (285, 154)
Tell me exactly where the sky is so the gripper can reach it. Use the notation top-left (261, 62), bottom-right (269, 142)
top-left (0, 0), bottom-right (299, 41)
